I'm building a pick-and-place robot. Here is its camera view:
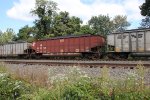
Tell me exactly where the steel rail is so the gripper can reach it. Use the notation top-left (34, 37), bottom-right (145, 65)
top-left (0, 60), bottom-right (150, 69)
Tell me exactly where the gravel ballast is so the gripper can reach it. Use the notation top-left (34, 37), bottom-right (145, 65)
top-left (2, 63), bottom-right (150, 85)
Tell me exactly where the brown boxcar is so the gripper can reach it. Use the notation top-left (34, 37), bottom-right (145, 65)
top-left (31, 34), bottom-right (105, 57)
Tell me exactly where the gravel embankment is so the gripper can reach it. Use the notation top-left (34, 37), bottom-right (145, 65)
top-left (2, 63), bottom-right (150, 85)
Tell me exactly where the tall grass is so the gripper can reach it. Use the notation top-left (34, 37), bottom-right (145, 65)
top-left (0, 63), bottom-right (33, 99)
top-left (0, 62), bottom-right (7, 73)
top-left (3, 64), bottom-right (49, 87)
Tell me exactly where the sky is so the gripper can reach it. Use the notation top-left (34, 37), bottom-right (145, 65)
top-left (0, 0), bottom-right (145, 34)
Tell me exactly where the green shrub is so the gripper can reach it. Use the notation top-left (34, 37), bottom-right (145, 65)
top-left (0, 73), bottom-right (32, 100)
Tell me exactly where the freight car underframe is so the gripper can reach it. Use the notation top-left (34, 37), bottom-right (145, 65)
top-left (31, 52), bottom-right (100, 59)
top-left (106, 52), bottom-right (150, 60)
top-left (106, 43), bottom-right (150, 59)
top-left (27, 46), bottom-right (103, 59)
top-left (106, 52), bottom-right (130, 59)
top-left (106, 46), bottom-right (150, 59)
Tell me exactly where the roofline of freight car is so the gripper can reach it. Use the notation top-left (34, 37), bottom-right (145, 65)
top-left (38, 34), bottom-right (104, 41)
top-left (111, 28), bottom-right (150, 34)
top-left (0, 41), bottom-right (27, 45)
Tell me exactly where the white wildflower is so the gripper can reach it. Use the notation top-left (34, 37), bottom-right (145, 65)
top-left (0, 73), bottom-right (7, 78)
top-left (49, 73), bottom-right (68, 84)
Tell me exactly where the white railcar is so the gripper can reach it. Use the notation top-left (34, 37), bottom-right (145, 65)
top-left (0, 42), bottom-right (31, 57)
top-left (107, 28), bottom-right (150, 57)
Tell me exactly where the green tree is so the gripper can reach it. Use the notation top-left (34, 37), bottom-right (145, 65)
top-left (139, 16), bottom-right (150, 28)
top-left (52, 11), bottom-right (70, 36)
top-left (31, 0), bottom-right (58, 39)
top-left (16, 25), bottom-right (36, 42)
top-left (140, 0), bottom-right (150, 16)
top-left (79, 25), bottom-right (94, 34)
top-left (4, 28), bottom-right (15, 42)
top-left (139, 0), bottom-right (150, 29)
top-left (0, 30), bottom-right (3, 43)
top-left (112, 15), bottom-right (130, 32)
top-left (69, 16), bottom-right (82, 35)
top-left (0, 28), bottom-right (15, 43)
top-left (88, 15), bottom-right (113, 36)
top-left (51, 11), bottom-right (82, 37)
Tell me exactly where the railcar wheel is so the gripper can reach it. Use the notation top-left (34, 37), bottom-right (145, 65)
top-left (90, 54), bottom-right (99, 60)
top-left (34, 54), bottom-right (42, 59)
top-left (18, 54), bottom-right (29, 59)
top-left (101, 54), bottom-right (109, 60)
top-left (120, 54), bottom-right (128, 59)
top-left (74, 56), bottom-right (79, 60)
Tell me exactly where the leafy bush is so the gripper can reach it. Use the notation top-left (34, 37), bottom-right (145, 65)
top-left (0, 73), bottom-right (32, 99)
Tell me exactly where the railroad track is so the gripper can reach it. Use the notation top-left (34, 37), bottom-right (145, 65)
top-left (0, 59), bottom-right (150, 68)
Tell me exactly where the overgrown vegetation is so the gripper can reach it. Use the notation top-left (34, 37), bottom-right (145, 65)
top-left (0, 65), bottom-right (33, 99)
top-left (33, 65), bottom-right (150, 100)
top-left (0, 63), bottom-right (150, 99)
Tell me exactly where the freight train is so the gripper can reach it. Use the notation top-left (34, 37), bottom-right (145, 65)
top-left (0, 28), bottom-right (150, 59)
top-left (0, 35), bottom-right (105, 59)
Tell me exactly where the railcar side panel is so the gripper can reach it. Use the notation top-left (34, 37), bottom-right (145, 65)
top-left (32, 35), bottom-right (105, 55)
top-left (146, 31), bottom-right (150, 51)
top-left (64, 39), bottom-right (69, 52)
top-left (0, 42), bottom-right (29, 57)
top-left (79, 37), bottom-right (85, 52)
top-left (122, 33), bottom-right (129, 52)
top-left (130, 32), bottom-right (137, 52)
top-left (16, 43), bottom-right (28, 54)
top-left (107, 34), bottom-right (114, 46)
top-left (107, 28), bottom-right (150, 57)
top-left (84, 37), bottom-right (90, 52)
top-left (115, 34), bottom-right (122, 52)
top-left (68, 38), bottom-right (74, 52)
top-left (108, 29), bottom-right (150, 53)
top-left (137, 32), bottom-right (144, 52)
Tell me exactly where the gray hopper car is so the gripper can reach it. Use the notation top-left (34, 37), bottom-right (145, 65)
top-left (0, 42), bottom-right (31, 58)
top-left (107, 28), bottom-right (150, 58)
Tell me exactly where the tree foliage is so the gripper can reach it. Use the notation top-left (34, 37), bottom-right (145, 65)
top-left (88, 15), bottom-right (130, 36)
top-left (29, 0), bottom-right (131, 38)
top-left (139, 16), bottom-right (150, 28)
top-left (88, 15), bottom-right (113, 36)
top-left (112, 15), bottom-right (130, 32)
top-left (140, 0), bottom-right (150, 16)
top-left (31, 0), bottom-right (58, 39)
top-left (80, 25), bottom-right (94, 35)
top-left (51, 11), bottom-right (82, 36)
top-left (0, 28), bottom-right (15, 43)
top-left (16, 25), bottom-right (36, 42)
top-left (0, 30), bottom-right (3, 43)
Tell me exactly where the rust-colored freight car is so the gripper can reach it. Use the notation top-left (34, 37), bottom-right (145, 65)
top-left (32, 35), bottom-right (105, 58)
